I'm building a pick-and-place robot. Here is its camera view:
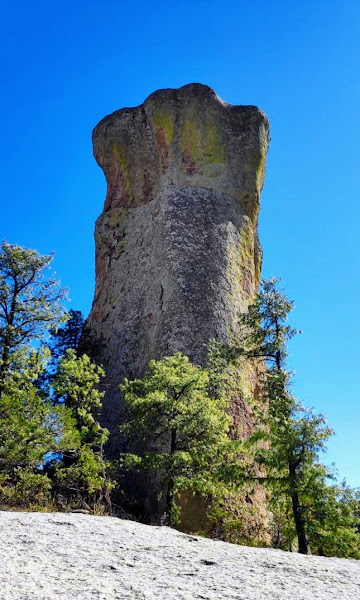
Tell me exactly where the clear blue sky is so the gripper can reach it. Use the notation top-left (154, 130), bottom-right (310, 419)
top-left (1, 1), bottom-right (359, 485)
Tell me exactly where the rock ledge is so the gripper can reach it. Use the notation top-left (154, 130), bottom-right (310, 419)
top-left (1, 511), bottom-right (359, 599)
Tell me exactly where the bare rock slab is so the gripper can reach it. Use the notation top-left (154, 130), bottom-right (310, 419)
top-left (1, 511), bottom-right (360, 600)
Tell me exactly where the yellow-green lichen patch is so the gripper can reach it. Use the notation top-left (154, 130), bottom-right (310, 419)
top-left (180, 117), bottom-right (226, 174)
top-left (180, 117), bottom-right (203, 171)
top-left (239, 220), bottom-right (254, 265)
top-left (112, 143), bottom-right (132, 197)
top-left (204, 122), bottom-right (226, 165)
top-left (224, 358), bottom-right (255, 412)
top-left (239, 222), bottom-right (255, 295)
top-left (108, 207), bottom-right (129, 229)
top-left (227, 239), bottom-right (245, 290)
top-left (226, 219), bottom-right (255, 301)
top-left (152, 109), bottom-right (174, 145)
top-left (252, 145), bottom-right (267, 190)
top-left (254, 246), bottom-right (262, 290)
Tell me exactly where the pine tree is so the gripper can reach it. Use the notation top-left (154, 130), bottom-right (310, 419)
top-left (52, 349), bottom-right (113, 513)
top-left (228, 278), bottom-right (360, 556)
top-left (0, 241), bottom-right (67, 394)
top-left (49, 309), bottom-right (84, 360)
top-left (121, 353), bottom-right (232, 525)
top-left (0, 242), bottom-right (112, 513)
top-left (0, 347), bottom-right (76, 508)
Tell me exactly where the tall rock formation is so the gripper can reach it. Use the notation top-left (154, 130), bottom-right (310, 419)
top-left (85, 83), bottom-right (269, 523)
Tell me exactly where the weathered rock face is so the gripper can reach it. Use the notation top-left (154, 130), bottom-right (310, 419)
top-left (85, 83), bottom-right (269, 520)
top-left (4, 512), bottom-right (360, 600)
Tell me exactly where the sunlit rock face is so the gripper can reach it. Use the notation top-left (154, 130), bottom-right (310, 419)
top-left (85, 83), bottom-right (269, 523)
top-left (4, 511), bottom-right (360, 600)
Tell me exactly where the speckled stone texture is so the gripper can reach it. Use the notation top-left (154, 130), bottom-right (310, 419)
top-left (84, 83), bottom-right (269, 522)
top-left (1, 511), bottom-right (360, 600)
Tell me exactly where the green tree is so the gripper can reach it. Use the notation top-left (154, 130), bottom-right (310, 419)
top-left (0, 242), bottom-right (112, 513)
top-left (0, 241), bottom-right (67, 393)
top-left (0, 347), bottom-right (76, 508)
top-left (267, 466), bottom-right (360, 558)
top-left (302, 476), bottom-right (360, 558)
top-left (121, 353), bottom-right (232, 525)
top-left (254, 397), bottom-right (334, 554)
top-left (0, 346), bottom-right (113, 513)
top-left (37, 310), bottom-right (85, 399)
top-left (52, 349), bottom-right (113, 513)
top-left (229, 278), bottom-right (360, 556)
top-left (49, 309), bottom-right (84, 360)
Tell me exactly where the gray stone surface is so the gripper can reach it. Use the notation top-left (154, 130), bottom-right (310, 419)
top-left (1, 511), bottom-right (359, 600)
top-left (85, 83), bottom-right (269, 458)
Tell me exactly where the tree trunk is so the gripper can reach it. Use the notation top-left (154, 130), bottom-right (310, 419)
top-left (289, 463), bottom-right (309, 554)
top-left (100, 443), bottom-right (112, 516)
top-left (0, 329), bottom-right (12, 395)
top-left (0, 288), bottom-right (17, 395)
top-left (164, 428), bottom-right (177, 525)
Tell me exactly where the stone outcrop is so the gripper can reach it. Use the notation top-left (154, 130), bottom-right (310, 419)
top-left (85, 83), bottom-right (269, 522)
top-left (2, 511), bottom-right (360, 600)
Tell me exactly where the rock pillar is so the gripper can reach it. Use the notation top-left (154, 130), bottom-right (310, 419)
top-left (85, 83), bottom-right (269, 524)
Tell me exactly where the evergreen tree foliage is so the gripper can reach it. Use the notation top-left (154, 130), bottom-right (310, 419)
top-left (49, 310), bottom-right (84, 360)
top-left (0, 347), bottom-right (77, 508)
top-left (121, 353), bottom-right (232, 525)
top-left (0, 241), bottom-right (68, 394)
top-left (301, 476), bottom-right (360, 558)
top-left (0, 242), bottom-right (112, 513)
top-left (36, 309), bottom-right (85, 399)
top-left (230, 277), bottom-right (360, 556)
top-left (1, 237), bottom-right (358, 552)
top-left (54, 350), bottom-right (106, 446)
top-left (51, 349), bottom-right (113, 513)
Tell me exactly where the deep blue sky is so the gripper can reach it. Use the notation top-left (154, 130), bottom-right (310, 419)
top-left (1, 1), bottom-right (359, 485)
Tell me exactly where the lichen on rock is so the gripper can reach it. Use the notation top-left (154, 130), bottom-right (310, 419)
top-left (85, 83), bottom-right (270, 526)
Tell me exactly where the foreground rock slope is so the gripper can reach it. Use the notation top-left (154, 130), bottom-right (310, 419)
top-left (1, 511), bottom-right (359, 600)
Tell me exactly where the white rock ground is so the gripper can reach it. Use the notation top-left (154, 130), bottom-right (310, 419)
top-left (1, 511), bottom-right (360, 600)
